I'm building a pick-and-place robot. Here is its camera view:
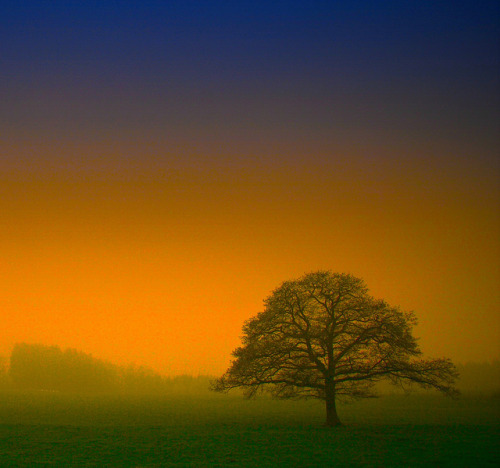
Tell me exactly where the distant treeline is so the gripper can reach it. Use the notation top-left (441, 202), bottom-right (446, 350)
top-left (454, 361), bottom-right (500, 396)
top-left (0, 343), bottom-right (499, 396)
top-left (0, 343), bottom-right (213, 395)
top-left (374, 361), bottom-right (500, 396)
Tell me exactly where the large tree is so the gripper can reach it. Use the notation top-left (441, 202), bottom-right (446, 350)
top-left (213, 271), bottom-right (458, 426)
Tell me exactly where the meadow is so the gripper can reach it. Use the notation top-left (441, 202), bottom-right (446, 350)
top-left (0, 391), bottom-right (498, 466)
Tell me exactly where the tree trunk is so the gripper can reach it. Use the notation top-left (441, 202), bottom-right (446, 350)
top-left (325, 383), bottom-right (342, 426)
top-left (325, 397), bottom-right (342, 426)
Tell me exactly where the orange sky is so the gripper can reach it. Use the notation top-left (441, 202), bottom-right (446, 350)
top-left (1, 142), bottom-right (498, 375)
top-left (1, 1), bottom-right (498, 375)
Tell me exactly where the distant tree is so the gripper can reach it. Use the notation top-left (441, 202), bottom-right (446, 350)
top-left (9, 343), bottom-right (118, 393)
top-left (118, 364), bottom-right (166, 394)
top-left (456, 361), bottom-right (500, 395)
top-left (0, 355), bottom-right (10, 389)
top-left (9, 343), bottom-right (60, 390)
top-left (8, 343), bottom-right (181, 395)
top-left (213, 271), bottom-right (458, 426)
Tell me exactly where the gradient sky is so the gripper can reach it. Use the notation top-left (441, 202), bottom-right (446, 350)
top-left (1, 1), bottom-right (499, 375)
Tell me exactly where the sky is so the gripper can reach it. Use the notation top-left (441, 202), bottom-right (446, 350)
top-left (1, 0), bottom-right (499, 375)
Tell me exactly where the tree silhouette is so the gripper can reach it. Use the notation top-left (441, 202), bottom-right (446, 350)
top-left (213, 271), bottom-right (458, 426)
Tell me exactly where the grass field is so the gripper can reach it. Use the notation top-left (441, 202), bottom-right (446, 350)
top-left (0, 391), bottom-right (498, 466)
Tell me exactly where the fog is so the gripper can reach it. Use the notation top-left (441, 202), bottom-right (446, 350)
top-left (1, 343), bottom-right (214, 397)
top-left (1, 343), bottom-right (498, 397)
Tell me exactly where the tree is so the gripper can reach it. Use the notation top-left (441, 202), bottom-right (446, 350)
top-left (212, 271), bottom-right (458, 426)
top-left (9, 343), bottom-right (119, 393)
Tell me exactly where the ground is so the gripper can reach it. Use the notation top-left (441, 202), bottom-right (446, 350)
top-left (0, 392), bottom-right (498, 466)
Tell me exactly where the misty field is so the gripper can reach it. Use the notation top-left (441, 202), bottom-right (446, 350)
top-left (0, 392), bottom-right (498, 467)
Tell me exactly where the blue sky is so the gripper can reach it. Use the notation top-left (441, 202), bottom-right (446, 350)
top-left (1, 0), bottom-right (498, 163)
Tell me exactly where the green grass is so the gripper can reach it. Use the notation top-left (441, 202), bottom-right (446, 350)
top-left (0, 392), bottom-right (498, 466)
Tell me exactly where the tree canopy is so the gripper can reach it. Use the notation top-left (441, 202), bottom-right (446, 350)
top-left (213, 271), bottom-right (458, 426)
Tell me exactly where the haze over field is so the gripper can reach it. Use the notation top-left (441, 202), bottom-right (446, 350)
top-left (1, 1), bottom-right (499, 375)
